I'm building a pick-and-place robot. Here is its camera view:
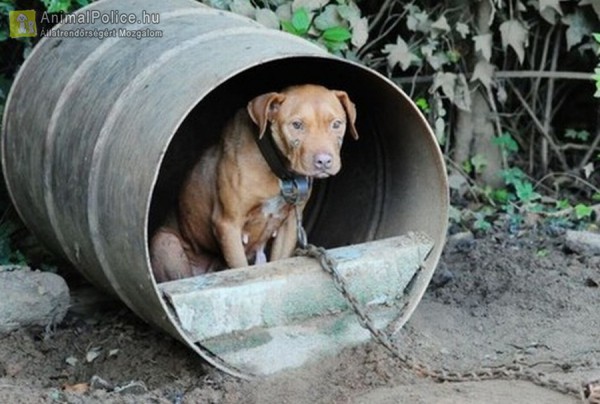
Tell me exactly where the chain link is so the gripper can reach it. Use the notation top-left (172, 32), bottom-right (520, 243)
top-left (293, 212), bottom-right (586, 400)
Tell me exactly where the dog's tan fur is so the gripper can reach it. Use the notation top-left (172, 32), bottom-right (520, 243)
top-left (150, 84), bottom-right (358, 282)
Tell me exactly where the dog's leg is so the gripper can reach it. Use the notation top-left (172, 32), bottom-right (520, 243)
top-left (213, 219), bottom-right (249, 268)
top-left (269, 214), bottom-right (298, 261)
top-left (150, 228), bottom-right (194, 283)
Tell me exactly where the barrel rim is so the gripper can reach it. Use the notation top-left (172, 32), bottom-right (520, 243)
top-left (144, 52), bottom-right (449, 378)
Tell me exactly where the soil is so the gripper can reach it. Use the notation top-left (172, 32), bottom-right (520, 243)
top-left (1, 229), bottom-right (599, 404)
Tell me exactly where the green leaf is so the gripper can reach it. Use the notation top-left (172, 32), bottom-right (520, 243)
top-left (564, 128), bottom-right (590, 142)
top-left (322, 26), bottom-right (352, 42)
top-left (415, 97), bottom-right (430, 113)
top-left (594, 33), bottom-right (600, 43)
top-left (501, 167), bottom-right (526, 186)
top-left (574, 204), bottom-right (593, 220)
top-left (491, 188), bottom-right (510, 204)
top-left (556, 199), bottom-right (570, 210)
top-left (592, 192), bottom-right (600, 202)
top-left (470, 154), bottom-right (487, 174)
top-left (43, 0), bottom-right (72, 13)
top-left (313, 4), bottom-right (342, 31)
top-left (514, 180), bottom-right (541, 203)
top-left (0, 2), bottom-right (15, 15)
top-left (493, 133), bottom-right (519, 153)
top-left (291, 7), bottom-right (310, 35)
top-left (281, 20), bottom-right (300, 35)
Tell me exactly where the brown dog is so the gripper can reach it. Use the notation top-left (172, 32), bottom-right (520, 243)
top-left (150, 84), bottom-right (358, 282)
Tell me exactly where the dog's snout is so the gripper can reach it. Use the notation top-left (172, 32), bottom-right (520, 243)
top-left (314, 153), bottom-right (334, 170)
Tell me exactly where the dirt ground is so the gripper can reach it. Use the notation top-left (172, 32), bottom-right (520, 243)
top-left (1, 229), bottom-right (599, 403)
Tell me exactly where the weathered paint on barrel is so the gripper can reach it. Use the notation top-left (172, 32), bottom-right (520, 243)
top-left (2, 0), bottom-right (448, 378)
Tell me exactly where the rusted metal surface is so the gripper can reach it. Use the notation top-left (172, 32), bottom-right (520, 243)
top-left (2, 0), bottom-right (448, 378)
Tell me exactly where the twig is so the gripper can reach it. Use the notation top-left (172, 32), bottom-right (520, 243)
top-left (507, 80), bottom-right (569, 171)
top-left (578, 106), bottom-right (600, 171)
top-left (535, 172), bottom-right (600, 195)
top-left (541, 203), bottom-right (600, 218)
top-left (541, 28), bottom-right (562, 174)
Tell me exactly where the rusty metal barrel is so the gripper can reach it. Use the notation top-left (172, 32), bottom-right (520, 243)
top-left (2, 0), bottom-right (447, 377)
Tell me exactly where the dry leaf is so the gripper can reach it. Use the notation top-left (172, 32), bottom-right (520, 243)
top-left (62, 382), bottom-right (90, 394)
top-left (86, 348), bottom-right (102, 363)
top-left (65, 356), bottom-right (78, 367)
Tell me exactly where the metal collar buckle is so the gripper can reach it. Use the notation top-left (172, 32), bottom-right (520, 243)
top-left (280, 176), bottom-right (312, 206)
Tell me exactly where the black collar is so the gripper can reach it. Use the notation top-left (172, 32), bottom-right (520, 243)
top-left (255, 125), bottom-right (312, 205)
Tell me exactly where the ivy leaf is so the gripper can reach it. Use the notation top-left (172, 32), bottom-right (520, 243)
top-left (292, 0), bottom-right (327, 12)
top-left (581, 0), bottom-right (600, 21)
top-left (313, 5), bottom-right (342, 31)
top-left (291, 7), bottom-right (311, 35)
top-left (322, 26), bottom-right (352, 42)
top-left (564, 9), bottom-right (593, 51)
top-left (471, 60), bottom-right (495, 91)
top-left (493, 133), bottom-right (519, 153)
top-left (383, 36), bottom-right (418, 70)
top-left (574, 204), bottom-right (593, 220)
top-left (538, 0), bottom-right (563, 24)
top-left (349, 16), bottom-right (368, 48)
top-left (432, 72), bottom-right (457, 102)
top-left (255, 8), bottom-right (280, 29)
top-left (337, 3), bottom-right (361, 21)
top-left (455, 22), bottom-right (470, 39)
top-left (473, 33), bottom-right (493, 61)
top-left (405, 6), bottom-right (431, 33)
top-left (432, 72), bottom-right (471, 111)
top-left (499, 19), bottom-right (528, 64)
top-left (43, 0), bottom-right (72, 13)
top-left (276, 3), bottom-right (292, 21)
top-left (431, 15), bottom-right (451, 33)
top-left (230, 0), bottom-right (255, 18)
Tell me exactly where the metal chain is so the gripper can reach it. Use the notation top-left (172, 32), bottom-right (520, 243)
top-left (293, 211), bottom-right (586, 400)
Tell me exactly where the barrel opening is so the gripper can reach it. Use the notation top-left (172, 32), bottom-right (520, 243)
top-left (149, 57), bottom-right (446, 263)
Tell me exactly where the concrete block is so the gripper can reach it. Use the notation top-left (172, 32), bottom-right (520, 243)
top-left (159, 233), bottom-right (433, 375)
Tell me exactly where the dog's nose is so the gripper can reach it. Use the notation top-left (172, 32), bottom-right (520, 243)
top-left (313, 153), bottom-right (333, 170)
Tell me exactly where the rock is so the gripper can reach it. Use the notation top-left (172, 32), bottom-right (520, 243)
top-left (446, 231), bottom-right (475, 252)
top-left (0, 267), bottom-right (69, 335)
top-left (89, 375), bottom-right (114, 391)
top-left (565, 230), bottom-right (600, 256)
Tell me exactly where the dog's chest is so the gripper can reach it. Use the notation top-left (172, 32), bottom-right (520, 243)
top-left (261, 195), bottom-right (288, 219)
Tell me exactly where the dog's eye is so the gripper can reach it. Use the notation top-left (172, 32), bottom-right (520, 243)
top-left (332, 120), bottom-right (345, 130)
top-left (291, 120), bottom-right (304, 130)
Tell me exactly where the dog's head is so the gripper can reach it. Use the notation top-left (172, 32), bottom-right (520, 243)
top-left (247, 84), bottom-right (358, 178)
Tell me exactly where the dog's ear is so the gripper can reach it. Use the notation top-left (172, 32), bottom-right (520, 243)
top-left (247, 92), bottom-right (286, 138)
top-left (334, 91), bottom-right (359, 140)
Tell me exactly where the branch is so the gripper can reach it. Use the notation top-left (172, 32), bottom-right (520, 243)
top-left (507, 80), bottom-right (570, 171)
top-left (392, 70), bottom-right (594, 85)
